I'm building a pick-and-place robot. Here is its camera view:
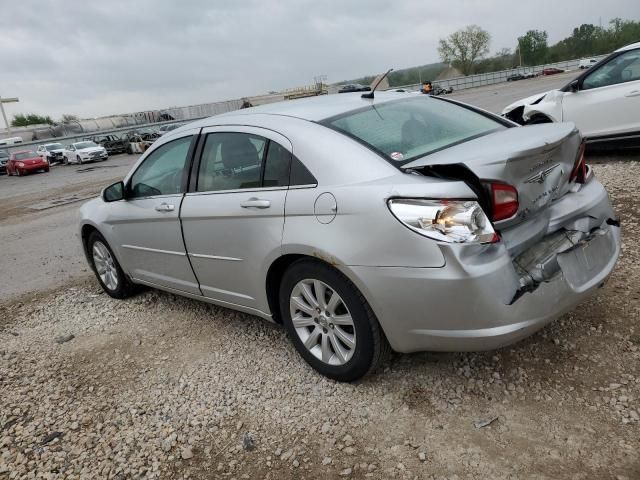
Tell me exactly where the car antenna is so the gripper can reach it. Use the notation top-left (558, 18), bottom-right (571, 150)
top-left (362, 68), bottom-right (393, 99)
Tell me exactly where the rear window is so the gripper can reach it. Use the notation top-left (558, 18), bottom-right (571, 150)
top-left (15, 151), bottom-right (37, 160)
top-left (322, 96), bottom-right (506, 166)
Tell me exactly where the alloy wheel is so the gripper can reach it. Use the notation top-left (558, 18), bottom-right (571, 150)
top-left (289, 279), bottom-right (356, 366)
top-left (92, 241), bottom-right (119, 291)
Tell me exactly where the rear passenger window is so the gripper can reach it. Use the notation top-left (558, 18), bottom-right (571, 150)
top-left (197, 133), bottom-right (266, 192)
top-left (263, 141), bottom-right (291, 187)
top-left (290, 157), bottom-right (317, 186)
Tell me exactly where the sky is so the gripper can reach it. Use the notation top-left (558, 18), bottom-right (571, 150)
top-left (1, 0), bottom-right (639, 120)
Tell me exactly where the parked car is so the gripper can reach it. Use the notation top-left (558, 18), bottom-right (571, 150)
top-left (579, 58), bottom-right (599, 69)
top-left (502, 42), bottom-right (640, 147)
top-left (158, 124), bottom-right (185, 136)
top-left (542, 67), bottom-right (565, 76)
top-left (0, 149), bottom-right (8, 174)
top-left (507, 73), bottom-right (525, 82)
top-left (37, 143), bottom-right (65, 165)
top-left (88, 135), bottom-right (128, 155)
top-left (431, 84), bottom-right (453, 95)
top-left (338, 84), bottom-right (371, 93)
top-left (63, 141), bottom-right (108, 164)
top-left (79, 91), bottom-right (620, 381)
top-left (0, 136), bottom-right (23, 147)
top-left (6, 150), bottom-right (49, 176)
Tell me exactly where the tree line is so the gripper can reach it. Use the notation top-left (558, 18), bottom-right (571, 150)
top-left (441, 18), bottom-right (640, 75)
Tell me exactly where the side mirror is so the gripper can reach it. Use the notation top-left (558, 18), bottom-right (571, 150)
top-left (103, 181), bottom-right (125, 202)
top-left (569, 79), bottom-right (580, 92)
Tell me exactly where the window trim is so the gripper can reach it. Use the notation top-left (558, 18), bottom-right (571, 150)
top-left (125, 133), bottom-right (198, 200)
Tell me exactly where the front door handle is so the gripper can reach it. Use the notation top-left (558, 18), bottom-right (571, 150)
top-left (626, 90), bottom-right (640, 97)
top-left (240, 197), bottom-right (271, 209)
top-left (155, 203), bottom-right (175, 212)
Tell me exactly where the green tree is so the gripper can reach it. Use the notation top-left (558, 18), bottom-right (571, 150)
top-left (61, 114), bottom-right (79, 123)
top-left (438, 25), bottom-right (491, 75)
top-left (517, 30), bottom-right (548, 66)
top-left (11, 113), bottom-right (54, 127)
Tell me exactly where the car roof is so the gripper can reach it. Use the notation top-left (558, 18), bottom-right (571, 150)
top-left (188, 91), bottom-right (412, 127)
top-left (12, 150), bottom-right (37, 155)
top-left (616, 41), bottom-right (640, 52)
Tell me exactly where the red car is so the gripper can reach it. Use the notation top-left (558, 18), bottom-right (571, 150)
top-left (6, 150), bottom-right (50, 176)
top-left (542, 67), bottom-right (565, 76)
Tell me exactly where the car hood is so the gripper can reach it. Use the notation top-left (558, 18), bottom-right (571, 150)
top-left (402, 122), bottom-right (582, 229)
top-left (501, 89), bottom-right (563, 115)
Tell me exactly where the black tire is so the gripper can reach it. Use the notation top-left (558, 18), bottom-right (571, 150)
top-left (87, 231), bottom-right (136, 299)
top-left (279, 259), bottom-right (391, 382)
top-left (63, 156), bottom-right (68, 165)
top-left (77, 155), bottom-right (83, 165)
top-left (525, 115), bottom-right (552, 125)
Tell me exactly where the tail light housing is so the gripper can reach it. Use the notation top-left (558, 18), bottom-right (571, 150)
top-left (570, 143), bottom-right (587, 184)
top-left (489, 183), bottom-right (519, 222)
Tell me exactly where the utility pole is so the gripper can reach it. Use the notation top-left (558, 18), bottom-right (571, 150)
top-left (0, 96), bottom-right (19, 138)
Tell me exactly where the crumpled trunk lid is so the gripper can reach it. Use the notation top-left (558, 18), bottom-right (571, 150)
top-left (402, 123), bottom-right (582, 229)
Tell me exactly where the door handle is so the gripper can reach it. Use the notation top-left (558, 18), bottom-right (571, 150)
top-left (155, 203), bottom-right (175, 212)
top-left (626, 90), bottom-right (640, 97)
top-left (240, 197), bottom-right (271, 209)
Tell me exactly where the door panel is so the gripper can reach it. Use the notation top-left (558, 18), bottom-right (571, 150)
top-left (563, 79), bottom-right (640, 137)
top-left (108, 130), bottom-right (201, 295)
top-left (180, 126), bottom-right (293, 312)
top-left (108, 194), bottom-right (200, 294)
top-left (181, 189), bottom-right (286, 308)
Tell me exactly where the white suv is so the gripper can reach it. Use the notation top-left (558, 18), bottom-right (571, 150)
top-left (503, 42), bottom-right (640, 148)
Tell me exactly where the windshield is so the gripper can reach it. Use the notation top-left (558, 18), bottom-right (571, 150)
top-left (322, 96), bottom-right (506, 166)
top-left (74, 141), bottom-right (98, 149)
top-left (15, 151), bottom-right (37, 160)
top-left (45, 143), bottom-right (63, 151)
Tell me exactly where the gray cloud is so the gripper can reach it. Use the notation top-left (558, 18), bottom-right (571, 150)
top-left (1, 0), bottom-right (638, 118)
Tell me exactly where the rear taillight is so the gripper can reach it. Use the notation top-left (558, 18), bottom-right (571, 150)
top-left (489, 183), bottom-right (519, 222)
top-left (570, 143), bottom-right (587, 184)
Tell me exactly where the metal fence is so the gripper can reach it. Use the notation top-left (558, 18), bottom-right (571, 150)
top-left (393, 55), bottom-right (608, 92)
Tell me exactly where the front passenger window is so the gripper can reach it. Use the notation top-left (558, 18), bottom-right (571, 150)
top-left (583, 50), bottom-right (640, 90)
top-left (129, 135), bottom-right (193, 198)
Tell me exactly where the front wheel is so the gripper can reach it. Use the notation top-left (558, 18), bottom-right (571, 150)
top-left (279, 259), bottom-right (390, 381)
top-left (87, 231), bottom-right (136, 299)
top-left (77, 155), bottom-right (83, 165)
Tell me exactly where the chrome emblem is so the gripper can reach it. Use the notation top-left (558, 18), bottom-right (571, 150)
top-left (525, 164), bottom-right (559, 184)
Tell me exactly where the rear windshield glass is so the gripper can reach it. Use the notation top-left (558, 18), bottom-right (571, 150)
top-left (322, 96), bottom-right (506, 166)
top-left (15, 151), bottom-right (37, 160)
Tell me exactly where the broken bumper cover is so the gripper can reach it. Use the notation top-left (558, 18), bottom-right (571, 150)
top-left (343, 179), bottom-right (620, 354)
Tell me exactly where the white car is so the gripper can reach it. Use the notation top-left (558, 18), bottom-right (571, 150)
top-left (579, 58), bottom-right (599, 69)
top-left (37, 143), bottom-right (65, 165)
top-left (63, 141), bottom-right (108, 164)
top-left (502, 42), bottom-right (640, 147)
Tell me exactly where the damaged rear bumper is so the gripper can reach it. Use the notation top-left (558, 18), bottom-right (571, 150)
top-left (342, 178), bottom-right (620, 353)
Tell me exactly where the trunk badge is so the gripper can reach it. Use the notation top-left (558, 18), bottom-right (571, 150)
top-left (525, 164), bottom-right (559, 184)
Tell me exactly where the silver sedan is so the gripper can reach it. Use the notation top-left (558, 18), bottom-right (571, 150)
top-left (79, 92), bottom-right (621, 381)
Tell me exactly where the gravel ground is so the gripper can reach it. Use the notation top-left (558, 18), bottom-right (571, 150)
top-left (1, 160), bottom-right (639, 479)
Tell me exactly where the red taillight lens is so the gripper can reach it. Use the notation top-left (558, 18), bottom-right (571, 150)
top-left (570, 143), bottom-right (587, 184)
top-left (490, 183), bottom-right (519, 222)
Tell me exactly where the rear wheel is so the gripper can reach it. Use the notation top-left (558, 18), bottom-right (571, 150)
top-left (279, 259), bottom-right (390, 381)
top-left (87, 231), bottom-right (136, 299)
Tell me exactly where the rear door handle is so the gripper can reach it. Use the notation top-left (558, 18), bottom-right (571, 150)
top-left (626, 90), bottom-right (640, 97)
top-left (155, 203), bottom-right (175, 212)
top-left (240, 198), bottom-right (271, 209)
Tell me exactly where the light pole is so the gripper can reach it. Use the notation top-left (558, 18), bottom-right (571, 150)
top-left (0, 96), bottom-right (19, 138)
